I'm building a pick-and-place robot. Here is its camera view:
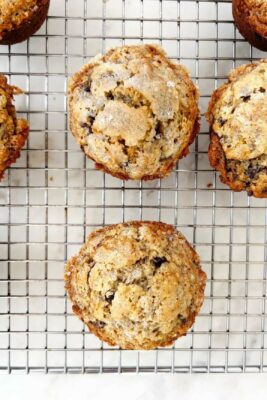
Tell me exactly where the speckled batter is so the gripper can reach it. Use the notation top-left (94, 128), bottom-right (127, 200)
top-left (0, 0), bottom-right (38, 35)
top-left (233, 0), bottom-right (267, 51)
top-left (65, 221), bottom-right (206, 350)
top-left (244, 0), bottom-right (267, 26)
top-left (207, 60), bottom-right (267, 197)
top-left (68, 45), bottom-right (199, 180)
top-left (0, 75), bottom-right (29, 180)
top-left (0, 0), bottom-right (50, 44)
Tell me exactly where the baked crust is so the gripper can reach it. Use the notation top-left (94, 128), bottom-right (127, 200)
top-left (93, 116), bottom-right (200, 181)
top-left (68, 44), bottom-right (200, 181)
top-left (233, 0), bottom-right (267, 51)
top-left (207, 60), bottom-right (267, 198)
top-left (65, 221), bottom-right (206, 350)
top-left (0, 0), bottom-right (50, 45)
top-left (0, 75), bottom-right (29, 180)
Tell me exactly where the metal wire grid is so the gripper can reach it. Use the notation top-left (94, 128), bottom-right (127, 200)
top-left (0, 0), bottom-right (267, 374)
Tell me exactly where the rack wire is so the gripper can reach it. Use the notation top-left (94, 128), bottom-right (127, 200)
top-left (0, 0), bottom-right (267, 374)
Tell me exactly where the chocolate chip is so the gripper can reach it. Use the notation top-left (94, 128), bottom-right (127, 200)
top-left (152, 256), bottom-right (167, 268)
top-left (154, 122), bottom-right (163, 140)
top-left (241, 95), bottom-right (251, 102)
top-left (259, 87), bottom-right (266, 93)
top-left (90, 320), bottom-right (106, 329)
top-left (122, 161), bottom-right (129, 168)
top-left (218, 117), bottom-right (226, 127)
top-left (80, 122), bottom-right (91, 129)
top-left (247, 164), bottom-right (261, 180)
top-left (178, 314), bottom-right (187, 324)
top-left (247, 168), bottom-right (256, 180)
top-left (84, 78), bottom-right (92, 93)
top-left (106, 91), bottom-right (114, 100)
top-left (105, 291), bottom-right (115, 304)
top-left (80, 117), bottom-right (94, 132)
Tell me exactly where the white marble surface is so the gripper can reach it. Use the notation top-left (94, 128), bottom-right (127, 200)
top-left (1, 374), bottom-right (267, 400)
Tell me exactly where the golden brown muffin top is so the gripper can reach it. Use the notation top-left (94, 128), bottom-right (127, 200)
top-left (245, 0), bottom-right (267, 16)
top-left (0, 74), bottom-right (21, 143)
top-left (207, 60), bottom-right (267, 162)
top-left (0, 0), bottom-right (48, 37)
top-left (243, 0), bottom-right (267, 32)
top-left (65, 221), bottom-right (206, 350)
top-left (0, 75), bottom-right (28, 179)
top-left (68, 45), bottom-right (199, 180)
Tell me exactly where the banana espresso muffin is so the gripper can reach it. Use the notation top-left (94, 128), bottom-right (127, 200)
top-left (0, 75), bottom-right (29, 180)
top-left (0, 0), bottom-right (50, 45)
top-left (233, 0), bottom-right (267, 51)
top-left (207, 60), bottom-right (267, 198)
top-left (68, 44), bottom-right (199, 180)
top-left (65, 221), bottom-right (206, 350)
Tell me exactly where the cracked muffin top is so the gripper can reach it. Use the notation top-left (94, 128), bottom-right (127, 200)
top-left (68, 44), bottom-right (199, 180)
top-left (233, 0), bottom-right (267, 51)
top-left (0, 0), bottom-right (39, 35)
top-left (65, 221), bottom-right (206, 350)
top-left (0, 75), bottom-right (29, 180)
top-left (207, 60), bottom-right (267, 197)
top-left (244, 0), bottom-right (267, 27)
top-left (0, 0), bottom-right (50, 45)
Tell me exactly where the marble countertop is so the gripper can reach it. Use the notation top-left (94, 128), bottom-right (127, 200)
top-left (1, 374), bottom-right (267, 400)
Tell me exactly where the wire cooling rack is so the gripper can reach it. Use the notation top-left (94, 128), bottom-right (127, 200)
top-left (0, 0), bottom-right (267, 374)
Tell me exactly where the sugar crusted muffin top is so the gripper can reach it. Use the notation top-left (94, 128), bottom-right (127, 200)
top-left (0, 75), bottom-right (29, 180)
top-left (0, 0), bottom-right (47, 38)
top-left (65, 221), bottom-right (206, 350)
top-left (245, 0), bottom-right (267, 17)
top-left (207, 60), bottom-right (267, 198)
top-left (68, 45), bottom-right (199, 180)
top-left (243, 0), bottom-right (267, 31)
top-left (209, 61), bottom-right (267, 161)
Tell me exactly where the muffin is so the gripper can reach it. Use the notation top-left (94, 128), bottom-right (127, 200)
top-left (233, 0), bottom-right (267, 51)
top-left (0, 75), bottom-right (29, 180)
top-left (0, 0), bottom-right (50, 45)
top-left (207, 60), bottom-right (267, 198)
top-left (68, 44), bottom-right (199, 180)
top-left (65, 221), bottom-right (206, 350)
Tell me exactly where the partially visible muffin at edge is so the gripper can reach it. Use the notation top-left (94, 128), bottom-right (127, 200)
top-left (0, 0), bottom-right (50, 45)
top-left (207, 60), bottom-right (267, 198)
top-left (68, 44), bottom-right (199, 180)
top-left (233, 0), bottom-right (267, 51)
top-left (65, 221), bottom-right (206, 350)
top-left (0, 75), bottom-right (29, 180)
